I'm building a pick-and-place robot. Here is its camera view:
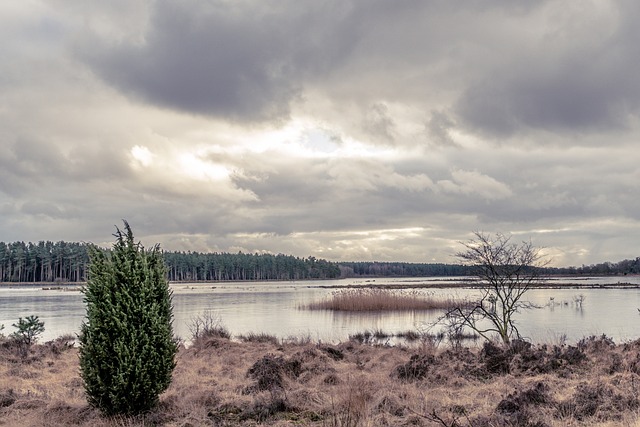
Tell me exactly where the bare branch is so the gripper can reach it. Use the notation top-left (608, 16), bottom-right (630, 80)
top-left (447, 231), bottom-right (546, 345)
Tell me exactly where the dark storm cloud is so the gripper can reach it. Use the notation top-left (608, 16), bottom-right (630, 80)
top-left (75, 0), bottom-right (549, 122)
top-left (456, 58), bottom-right (640, 137)
top-left (76, 0), bottom-right (363, 121)
top-left (456, 1), bottom-right (640, 137)
top-left (42, 0), bottom-right (640, 138)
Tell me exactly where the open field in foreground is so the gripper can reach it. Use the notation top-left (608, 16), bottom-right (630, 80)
top-left (2, 333), bottom-right (640, 426)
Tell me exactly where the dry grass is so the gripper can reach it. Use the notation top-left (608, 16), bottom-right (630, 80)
top-left (305, 288), bottom-right (474, 311)
top-left (237, 332), bottom-right (280, 345)
top-left (2, 334), bottom-right (640, 426)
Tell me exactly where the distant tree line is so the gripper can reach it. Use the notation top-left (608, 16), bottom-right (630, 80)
top-left (343, 259), bottom-right (640, 277)
top-left (0, 241), bottom-right (87, 283)
top-left (541, 258), bottom-right (640, 276)
top-left (0, 240), bottom-right (638, 283)
top-left (338, 261), bottom-right (473, 277)
top-left (162, 252), bottom-right (341, 281)
top-left (0, 241), bottom-right (340, 282)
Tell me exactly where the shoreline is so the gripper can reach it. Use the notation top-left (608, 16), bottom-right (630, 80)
top-left (313, 281), bottom-right (640, 290)
top-left (0, 276), bottom-right (640, 291)
top-left (2, 274), bottom-right (639, 291)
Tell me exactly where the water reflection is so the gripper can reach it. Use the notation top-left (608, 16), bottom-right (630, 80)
top-left (1, 277), bottom-right (640, 344)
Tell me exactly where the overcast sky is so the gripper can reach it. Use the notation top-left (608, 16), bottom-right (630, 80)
top-left (1, 0), bottom-right (639, 267)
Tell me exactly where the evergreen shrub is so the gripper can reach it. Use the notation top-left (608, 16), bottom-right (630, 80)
top-left (10, 315), bottom-right (45, 346)
top-left (79, 221), bottom-right (177, 415)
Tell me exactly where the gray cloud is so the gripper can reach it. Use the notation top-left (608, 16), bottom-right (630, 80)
top-left (455, 1), bottom-right (640, 137)
top-left (1, 0), bottom-right (639, 267)
top-left (427, 111), bottom-right (458, 147)
top-left (74, 0), bottom-right (364, 122)
top-left (363, 103), bottom-right (397, 144)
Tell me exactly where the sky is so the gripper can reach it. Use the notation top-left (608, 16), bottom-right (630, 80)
top-left (1, 0), bottom-right (639, 267)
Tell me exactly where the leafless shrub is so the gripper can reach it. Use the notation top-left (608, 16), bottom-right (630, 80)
top-left (577, 334), bottom-right (615, 351)
top-left (188, 310), bottom-right (230, 341)
top-left (444, 232), bottom-right (547, 345)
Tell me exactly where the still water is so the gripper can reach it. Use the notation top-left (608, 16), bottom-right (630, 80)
top-left (2, 276), bottom-right (640, 344)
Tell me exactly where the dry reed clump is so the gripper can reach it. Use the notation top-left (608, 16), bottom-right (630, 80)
top-left (237, 332), bottom-right (280, 345)
top-left (5, 333), bottom-right (640, 426)
top-left (305, 288), bottom-right (474, 311)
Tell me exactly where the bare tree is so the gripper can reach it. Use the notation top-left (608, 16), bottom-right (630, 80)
top-left (445, 232), bottom-right (547, 345)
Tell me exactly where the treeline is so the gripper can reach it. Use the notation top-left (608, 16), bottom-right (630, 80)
top-left (162, 252), bottom-right (340, 281)
top-left (338, 261), bottom-right (473, 277)
top-left (544, 258), bottom-right (640, 276)
top-left (343, 259), bottom-right (640, 277)
top-left (0, 241), bottom-right (87, 283)
top-left (0, 240), bottom-right (638, 283)
top-left (0, 241), bottom-right (340, 283)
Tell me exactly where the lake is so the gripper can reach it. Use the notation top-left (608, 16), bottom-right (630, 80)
top-left (2, 276), bottom-right (640, 344)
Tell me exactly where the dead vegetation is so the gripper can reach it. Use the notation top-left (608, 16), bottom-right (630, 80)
top-left (305, 288), bottom-right (475, 312)
top-left (2, 333), bottom-right (640, 426)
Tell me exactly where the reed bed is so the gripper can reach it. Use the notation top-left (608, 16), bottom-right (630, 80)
top-left (305, 288), bottom-right (474, 311)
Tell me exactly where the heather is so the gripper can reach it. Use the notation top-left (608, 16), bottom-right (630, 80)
top-left (2, 333), bottom-right (640, 426)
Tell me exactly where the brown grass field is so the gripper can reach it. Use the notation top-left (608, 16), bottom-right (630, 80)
top-left (2, 332), bottom-right (640, 426)
top-left (304, 289), bottom-right (475, 312)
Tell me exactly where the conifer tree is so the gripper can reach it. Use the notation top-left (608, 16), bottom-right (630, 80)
top-left (79, 221), bottom-right (177, 415)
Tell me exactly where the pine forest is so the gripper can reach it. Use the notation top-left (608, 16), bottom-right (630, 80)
top-left (0, 240), bottom-right (637, 283)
